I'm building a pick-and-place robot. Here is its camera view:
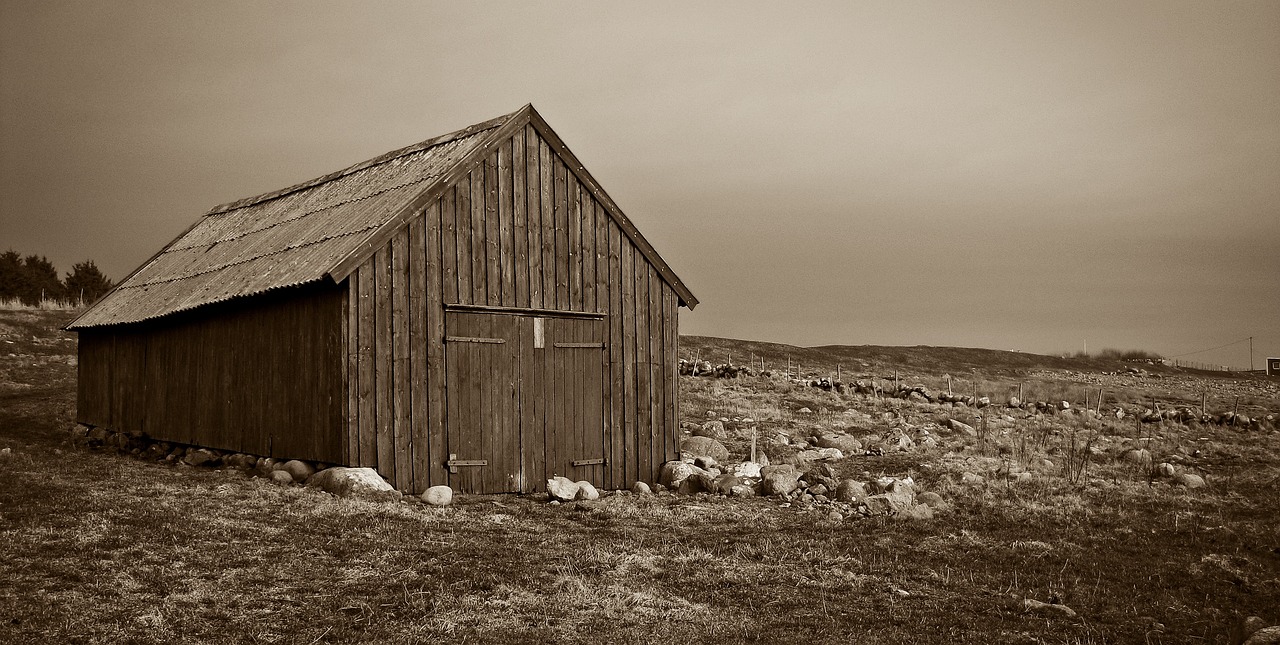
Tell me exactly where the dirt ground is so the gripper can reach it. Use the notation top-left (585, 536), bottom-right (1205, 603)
top-left (2, 309), bottom-right (1277, 644)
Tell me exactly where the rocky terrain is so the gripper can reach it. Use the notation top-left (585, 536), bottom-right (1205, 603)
top-left (3, 308), bottom-right (1279, 644)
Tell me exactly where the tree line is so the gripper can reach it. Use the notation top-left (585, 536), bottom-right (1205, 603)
top-left (0, 250), bottom-right (115, 307)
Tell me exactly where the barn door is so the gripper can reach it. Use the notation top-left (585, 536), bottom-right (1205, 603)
top-left (443, 310), bottom-right (606, 494)
top-left (444, 312), bottom-right (523, 494)
top-left (539, 316), bottom-right (606, 487)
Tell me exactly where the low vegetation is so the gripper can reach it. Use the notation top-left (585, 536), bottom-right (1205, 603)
top-left (2, 309), bottom-right (1277, 643)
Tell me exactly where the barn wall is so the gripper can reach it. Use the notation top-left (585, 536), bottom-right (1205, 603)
top-left (76, 284), bottom-right (346, 463)
top-left (345, 124), bottom-right (680, 493)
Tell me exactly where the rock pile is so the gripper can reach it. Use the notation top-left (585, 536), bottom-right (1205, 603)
top-left (652, 451), bottom-right (942, 520)
top-left (67, 423), bottom-right (444, 503)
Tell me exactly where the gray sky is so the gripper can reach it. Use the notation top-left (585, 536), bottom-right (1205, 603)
top-left (3, 1), bottom-right (1277, 368)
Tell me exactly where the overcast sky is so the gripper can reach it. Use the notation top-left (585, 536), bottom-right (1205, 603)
top-left (2, 1), bottom-right (1277, 368)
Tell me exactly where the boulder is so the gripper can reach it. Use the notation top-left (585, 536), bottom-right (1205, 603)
top-left (893, 503), bottom-right (934, 521)
top-left (1008, 396), bottom-right (1022, 408)
top-left (694, 420), bottom-right (725, 438)
top-left (948, 419), bottom-right (977, 437)
top-left (269, 470), bottom-right (294, 485)
top-left (631, 481), bottom-right (652, 495)
top-left (680, 436), bottom-right (730, 462)
top-left (659, 461), bottom-right (713, 491)
top-left (863, 494), bottom-right (897, 515)
top-left (1121, 448), bottom-right (1152, 465)
top-left (223, 453), bottom-right (257, 470)
top-left (760, 464), bottom-right (801, 496)
top-left (282, 459), bottom-right (316, 483)
top-left (833, 479), bottom-right (867, 503)
top-left (693, 456), bottom-right (718, 471)
top-left (960, 472), bottom-right (985, 485)
top-left (1245, 627), bottom-right (1280, 645)
top-left (1023, 598), bottom-right (1077, 618)
top-left (797, 447), bottom-right (844, 461)
top-left (182, 448), bottom-right (217, 467)
top-left (1153, 462), bottom-right (1176, 478)
top-left (814, 433), bottom-right (862, 454)
top-left (546, 477), bottom-right (580, 502)
top-left (729, 484), bottom-right (756, 498)
top-left (575, 481), bottom-right (600, 501)
top-left (307, 467), bottom-right (398, 500)
top-left (731, 461), bottom-right (763, 479)
top-left (421, 485), bottom-right (453, 507)
top-left (1172, 473), bottom-right (1205, 489)
top-left (917, 491), bottom-right (948, 510)
top-left (1243, 616), bottom-right (1268, 640)
top-left (710, 474), bottom-right (741, 495)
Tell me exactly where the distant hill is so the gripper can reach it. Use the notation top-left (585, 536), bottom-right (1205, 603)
top-left (679, 335), bottom-right (1163, 380)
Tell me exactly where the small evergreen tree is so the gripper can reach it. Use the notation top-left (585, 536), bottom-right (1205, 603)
top-left (0, 250), bottom-right (22, 301)
top-left (21, 254), bottom-right (64, 305)
top-left (64, 260), bottom-right (115, 305)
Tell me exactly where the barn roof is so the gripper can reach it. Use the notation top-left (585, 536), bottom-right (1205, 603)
top-left (67, 105), bottom-right (697, 330)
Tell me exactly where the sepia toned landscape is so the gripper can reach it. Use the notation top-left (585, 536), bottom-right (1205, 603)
top-left (3, 306), bottom-right (1276, 644)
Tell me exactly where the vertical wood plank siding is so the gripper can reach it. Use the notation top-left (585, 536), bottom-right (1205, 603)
top-left (75, 284), bottom-right (345, 463)
top-left (76, 124), bottom-right (682, 495)
top-left (342, 127), bottom-right (680, 492)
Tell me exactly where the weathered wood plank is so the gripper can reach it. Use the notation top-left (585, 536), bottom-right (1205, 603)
top-left (582, 197), bottom-right (596, 312)
top-left (345, 279), bottom-right (358, 464)
top-left (593, 197), bottom-right (608, 316)
top-left (442, 184), bottom-right (458, 304)
top-left (357, 263), bottom-right (376, 467)
top-left (498, 138), bottom-right (515, 308)
top-left (472, 168), bottom-right (488, 305)
top-left (456, 177), bottom-right (473, 305)
top-left (539, 138), bottom-right (555, 310)
top-left (649, 264), bottom-right (663, 477)
top-left (425, 199), bottom-right (448, 486)
top-left (391, 229), bottom-right (412, 491)
top-left (512, 128), bottom-right (529, 309)
top-left (568, 175), bottom-right (583, 311)
top-left (620, 238), bottom-right (636, 486)
top-left (635, 253), bottom-right (651, 484)
top-left (526, 126), bottom-right (543, 309)
top-left (374, 245), bottom-right (395, 483)
top-left (607, 222), bottom-right (623, 489)
top-left (409, 214), bottom-right (429, 492)
top-left (529, 315), bottom-right (547, 489)
top-left (553, 157), bottom-right (570, 310)
top-left (484, 152), bottom-right (501, 307)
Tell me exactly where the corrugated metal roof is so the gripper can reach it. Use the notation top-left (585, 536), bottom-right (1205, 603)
top-left (68, 116), bottom-right (505, 329)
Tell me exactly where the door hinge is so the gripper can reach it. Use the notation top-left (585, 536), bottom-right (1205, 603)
top-left (446, 453), bottom-right (489, 473)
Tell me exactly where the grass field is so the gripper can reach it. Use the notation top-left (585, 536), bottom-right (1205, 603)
top-left (2, 309), bottom-right (1278, 644)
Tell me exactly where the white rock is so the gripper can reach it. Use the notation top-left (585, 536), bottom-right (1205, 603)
top-left (421, 485), bottom-right (453, 507)
top-left (1173, 473), bottom-right (1206, 489)
top-left (575, 480), bottom-right (600, 501)
top-left (546, 476), bottom-right (580, 502)
top-left (731, 461), bottom-right (763, 479)
top-left (306, 467), bottom-right (397, 500)
top-left (631, 481), bottom-right (652, 495)
top-left (282, 459), bottom-right (316, 483)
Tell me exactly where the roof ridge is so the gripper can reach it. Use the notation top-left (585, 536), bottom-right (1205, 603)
top-left (205, 108), bottom-right (520, 216)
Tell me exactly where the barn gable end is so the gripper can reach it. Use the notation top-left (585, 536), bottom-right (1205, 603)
top-left (71, 105), bottom-right (695, 494)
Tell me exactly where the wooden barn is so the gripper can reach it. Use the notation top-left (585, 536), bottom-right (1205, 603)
top-left (67, 104), bottom-right (698, 495)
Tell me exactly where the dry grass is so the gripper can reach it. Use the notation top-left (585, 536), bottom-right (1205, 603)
top-left (2, 310), bottom-right (1279, 643)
